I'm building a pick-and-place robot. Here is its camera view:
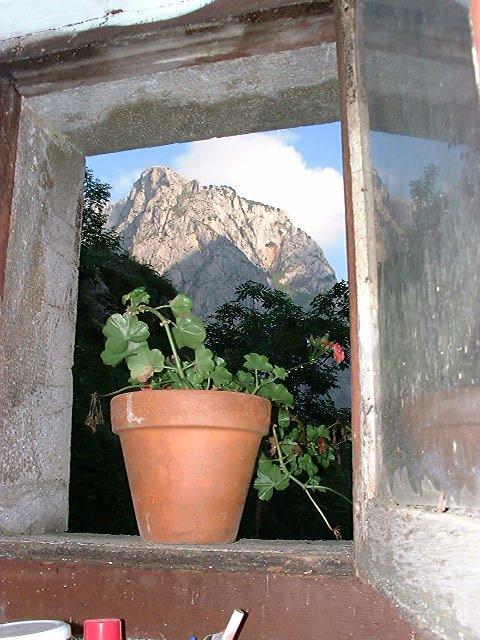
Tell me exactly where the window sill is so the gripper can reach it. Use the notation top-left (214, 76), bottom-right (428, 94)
top-left (0, 534), bottom-right (353, 576)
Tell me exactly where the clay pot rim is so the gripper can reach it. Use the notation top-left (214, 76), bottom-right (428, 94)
top-left (110, 388), bottom-right (272, 435)
top-left (117, 388), bottom-right (268, 396)
top-left (111, 388), bottom-right (271, 404)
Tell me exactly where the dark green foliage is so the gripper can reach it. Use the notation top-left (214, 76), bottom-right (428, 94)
top-left (99, 282), bottom-right (349, 538)
top-left (240, 443), bottom-right (352, 540)
top-left (69, 171), bottom-right (176, 534)
top-left (207, 280), bottom-right (352, 539)
top-left (81, 168), bottom-right (120, 252)
top-left (207, 280), bottom-right (350, 423)
top-left (70, 169), bottom-right (352, 540)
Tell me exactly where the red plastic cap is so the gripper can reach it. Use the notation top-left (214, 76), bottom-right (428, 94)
top-left (83, 619), bottom-right (122, 640)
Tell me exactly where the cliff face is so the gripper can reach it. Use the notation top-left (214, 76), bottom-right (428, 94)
top-left (107, 166), bottom-right (336, 317)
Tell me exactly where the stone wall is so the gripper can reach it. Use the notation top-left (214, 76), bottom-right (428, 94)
top-left (0, 104), bottom-right (84, 532)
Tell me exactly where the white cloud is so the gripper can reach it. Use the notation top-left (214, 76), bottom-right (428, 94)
top-left (173, 132), bottom-right (345, 248)
top-left (109, 168), bottom-right (145, 200)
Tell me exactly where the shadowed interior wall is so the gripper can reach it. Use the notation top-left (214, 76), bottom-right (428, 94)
top-left (341, 0), bottom-right (480, 636)
top-left (0, 104), bottom-right (84, 532)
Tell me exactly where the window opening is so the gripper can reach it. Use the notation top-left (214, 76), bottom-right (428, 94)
top-left (70, 123), bottom-right (352, 540)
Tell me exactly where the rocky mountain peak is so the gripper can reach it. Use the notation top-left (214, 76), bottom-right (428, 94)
top-left (106, 166), bottom-right (336, 317)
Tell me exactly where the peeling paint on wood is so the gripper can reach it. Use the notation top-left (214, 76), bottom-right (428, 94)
top-left (2, 8), bottom-right (335, 97)
top-left (0, 77), bottom-right (21, 301)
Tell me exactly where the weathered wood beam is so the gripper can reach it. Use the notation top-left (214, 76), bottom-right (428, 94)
top-left (0, 2), bottom-right (334, 97)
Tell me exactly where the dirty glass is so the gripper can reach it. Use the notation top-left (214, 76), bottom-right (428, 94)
top-left (358, 0), bottom-right (480, 508)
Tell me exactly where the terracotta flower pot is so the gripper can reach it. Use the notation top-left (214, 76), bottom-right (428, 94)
top-left (110, 389), bottom-right (271, 544)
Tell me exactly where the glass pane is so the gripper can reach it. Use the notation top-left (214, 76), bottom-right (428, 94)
top-left (358, 0), bottom-right (480, 507)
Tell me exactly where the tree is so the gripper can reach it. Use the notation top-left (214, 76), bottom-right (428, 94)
top-left (81, 168), bottom-right (119, 251)
top-left (206, 280), bottom-right (352, 539)
top-left (69, 170), bottom-right (177, 534)
top-left (207, 280), bottom-right (350, 421)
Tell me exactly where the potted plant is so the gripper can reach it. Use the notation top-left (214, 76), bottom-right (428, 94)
top-left (88, 287), bottom-right (350, 544)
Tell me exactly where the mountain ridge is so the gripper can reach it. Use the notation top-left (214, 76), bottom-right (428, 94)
top-left (106, 165), bottom-right (336, 316)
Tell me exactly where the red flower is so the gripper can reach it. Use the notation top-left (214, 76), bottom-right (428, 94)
top-left (332, 343), bottom-right (345, 364)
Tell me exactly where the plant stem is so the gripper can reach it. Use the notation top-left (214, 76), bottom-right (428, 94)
top-left (305, 484), bottom-right (353, 505)
top-left (99, 384), bottom-right (140, 397)
top-left (271, 424), bottom-right (339, 536)
top-left (141, 305), bottom-right (189, 387)
top-left (286, 353), bottom-right (330, 377)
top-left (254, 372), bottom-right (280, 395)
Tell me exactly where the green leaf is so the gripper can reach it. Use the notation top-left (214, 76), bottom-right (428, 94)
top-left (165, 369), bottom-right (186, 388)
top-left (103, 314), bottom-right (150, 344)
top-left (186, 369), bottom-right (207, 387)
top-left (126, 346), bottom-right (165, 383)
top-left (122, 287), bottom-right (150, 307)
top-left (306, 424), bottom-right (319, 440)
top-left (101, 350), bottom-right (119, 366)
top-left (101, 314), bottom-right (149, 366)
top-left (254, 458), bottom-right (290, 500)
top-left (169, 379), bottom-right (189, 389)
top-left (235, 370), bottom-right (255, 387)
top-left (172, 315), bottom-right (206, 349)
top-left (273, 366), bottom-right (287, 380)
top-left (317, 425), bottom-right (331, 439)
top-left (257, 382), bottom-right (294, 406)
top-left (243, 353), bottom-right (273, 373)
top-left (289, 426), bottom-right (300, 441)
top-left (278, 409), bottom-right (291, 429)
top-left (101, 345), bottom-right (129, 367)
top-left (170, 294), bottom-right (193, 318)
top-left (103, 335), bottom-right (128, 356)
top-left (211, 365), bottom-right (233, 388)
top-left (279, 439), bottom-right (299, 457)
top-left (298, 453), bottom-right (318, 478)
top-left (101, 336), bottom-right (144, 363)
top-left (194, 345), bottom-right (215, 376)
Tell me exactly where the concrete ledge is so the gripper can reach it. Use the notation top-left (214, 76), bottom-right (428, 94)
top-left (0, 534), bottom-right (353, 576)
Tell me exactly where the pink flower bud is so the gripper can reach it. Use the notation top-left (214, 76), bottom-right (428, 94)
top-left (332, 343), bottom-right (345, 364)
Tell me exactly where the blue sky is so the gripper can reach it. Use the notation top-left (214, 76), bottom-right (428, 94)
top-left (87, 122), bottom-right (347, 280)
top-left (370, 131), bottom-right (468, 200)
